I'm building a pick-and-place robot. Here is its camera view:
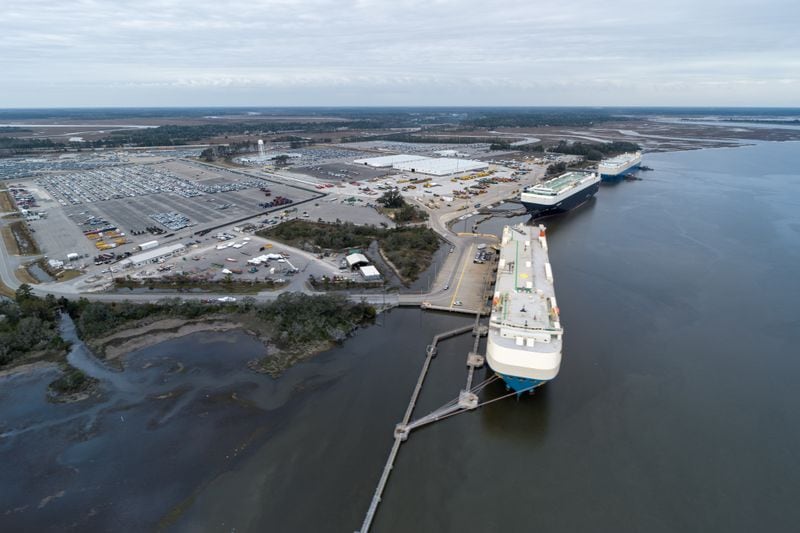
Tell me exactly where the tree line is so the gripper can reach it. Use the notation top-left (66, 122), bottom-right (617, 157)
top-left (549, 140), bottom-right (641, 161)
top-left (63, 293), bottom-right (375, 351)
top-left (0, 285), bottom-right (69, 367)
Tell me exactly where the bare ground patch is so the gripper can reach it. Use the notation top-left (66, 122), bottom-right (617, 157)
top-left (0, 190), bottom-right (14, 212)
top-left (4, 221), bottom-right (40, 255)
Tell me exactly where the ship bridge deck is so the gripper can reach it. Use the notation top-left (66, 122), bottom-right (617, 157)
top-left (490, 224), bottom-right (562, 342)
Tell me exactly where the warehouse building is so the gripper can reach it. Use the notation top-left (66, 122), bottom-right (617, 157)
top-left (393, 157), bottom-right (488, 176)
top-left (352, 153), bottom-right (488, 176)
top-left (353, 154), bottom-right (428, 168)
top-left (345, 252), bottom-right (370, 269)
top-left (359, 265), bottom-right (382, 282)
top-left (120, 243), bottom-right (186, 268)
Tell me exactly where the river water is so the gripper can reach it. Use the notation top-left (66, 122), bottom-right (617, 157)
top-left (2, 141), bottom-right (800, 532)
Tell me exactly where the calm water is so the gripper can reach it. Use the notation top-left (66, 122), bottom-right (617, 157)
top-left (2, 141), bottom-right (800, 532)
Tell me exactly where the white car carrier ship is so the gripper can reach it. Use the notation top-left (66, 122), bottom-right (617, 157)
top-left (486, 223), bottom-right (563, 393)
top-left (598, 151), bottom-right (642, 180)
top-left (520, 171), bottom-right (600, 219)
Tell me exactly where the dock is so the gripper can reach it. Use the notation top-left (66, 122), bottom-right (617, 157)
top-left (358, 322), bottom-right (477, 533)
top-left (358, 274), bottom-right (504, 533)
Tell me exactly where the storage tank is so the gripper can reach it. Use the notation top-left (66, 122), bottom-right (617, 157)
top-left (138, 240), bottom-right (159, 251)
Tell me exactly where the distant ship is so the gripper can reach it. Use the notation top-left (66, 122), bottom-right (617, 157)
top-left (486, 224), bottom-right (563, 393)
top-left (598, 151), bottom-right (642, 180)
top-left (520, 171), bottom-right (600, 219)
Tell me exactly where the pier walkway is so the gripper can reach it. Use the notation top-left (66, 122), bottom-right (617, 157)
top-left (357, 323), bottom-right (473, 533)
top-left (358, 272), bottom-right (516, 533)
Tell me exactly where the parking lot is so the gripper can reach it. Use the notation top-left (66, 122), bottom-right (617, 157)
top-left (343, 140), bottom-right (491, 157)
top-left (300, 162), bottom-right (390, 182)
top-left (123, 233), bottom-right (343, 287)
top-left (20, 159), bottom-right (319, 264)
top-left (36, 163), bottom-right (266, 205)
top-left (0, 152), bottom-right (129, 180)
top-left (237, 146), bottom-right (370, 167)
top-left (297, 196), bottom-right (395, 227)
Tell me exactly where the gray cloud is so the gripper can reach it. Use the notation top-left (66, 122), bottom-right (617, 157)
top-left (1, 0), bottom-right (798, 106)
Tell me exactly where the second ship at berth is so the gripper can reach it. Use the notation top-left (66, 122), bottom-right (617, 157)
top-left (598, 151), bottom-right (642, 180)
top-left (520, 171), bottom-right (601, 219)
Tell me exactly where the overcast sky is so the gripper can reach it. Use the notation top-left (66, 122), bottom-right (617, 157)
top-left (2, 0), bottom-right (798, 107)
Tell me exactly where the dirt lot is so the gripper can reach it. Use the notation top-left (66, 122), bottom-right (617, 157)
top-left (3, 221), bottom-right (39, 255)
top-left (0, 190), bottom-right (14, 212)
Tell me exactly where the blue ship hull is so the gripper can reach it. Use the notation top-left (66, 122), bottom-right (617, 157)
top-left (499, 373), bottom-right (546, 394)
top-left (521, 181), bottom-right (599, 219)
top-left (600, 163), bottom-right (641, 181)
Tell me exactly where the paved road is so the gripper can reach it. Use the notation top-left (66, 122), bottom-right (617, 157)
top-left (0, 210), bottom-right (35, 295)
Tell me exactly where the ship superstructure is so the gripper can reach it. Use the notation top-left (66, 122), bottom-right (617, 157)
top-left (520, 171), bottom-right (600, 219)
top-left (486, 224), bottom-right (563, 393)
top-left (598, 151), bottom-right (642, 180)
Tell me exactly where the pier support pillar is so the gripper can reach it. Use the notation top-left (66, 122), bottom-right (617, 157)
top-left (472, 325), bottom-right (489, 337)
top-left (467, 352), bottom-right (485, 368)
top-left (394, 424), bottom-right (409, 441)
top-left (458, 390), bottom-right (479, 410)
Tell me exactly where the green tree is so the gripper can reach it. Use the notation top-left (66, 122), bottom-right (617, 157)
top-left (15, 283), bottom-right (33, 302)
top-left (378, 190), bottom-right (405, 209)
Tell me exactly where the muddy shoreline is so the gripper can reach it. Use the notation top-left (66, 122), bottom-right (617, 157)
top-left (84, 314), bottom-right (341, 378)
top-left (89, 316), bottom-right (251, 362)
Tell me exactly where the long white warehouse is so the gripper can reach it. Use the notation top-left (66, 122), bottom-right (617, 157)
top-left (393, 157), bottom-right (488, 176)
top-left (353, 153), bottom-right (489, 176)
top-left (353, 154), bottom-right (428, 168)
top-left (120, 243), bottom-right (186, 268)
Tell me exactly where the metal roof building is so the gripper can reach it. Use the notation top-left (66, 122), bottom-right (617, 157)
top-left (359, 265), bottom-right (381, 281)
top-left (346, 253), bottom-right (370, 269)
top-left (393, 157), bottom-right (488, 176)
top-left (120, 243), bottom-right (186, 268)
top-left (353, 154), bottom-right (428, 168)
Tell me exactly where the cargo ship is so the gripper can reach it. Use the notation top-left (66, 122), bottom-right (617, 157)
top-left (520, 171), bottom-right (600, 219)
top-left (486, 224), bottom-right (563, 394)
top-left (598, 151), bottom-right (642, 180)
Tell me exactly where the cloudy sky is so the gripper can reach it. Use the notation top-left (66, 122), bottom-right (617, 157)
top-left (2, 0), bottom-right (798, 107)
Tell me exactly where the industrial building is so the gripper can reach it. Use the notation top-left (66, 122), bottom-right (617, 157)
top-left (353, 154), bottom-right (428, 168)
top-left (352, 154), bottom-right (488, 176)
top-left (359, 265), bottom-right (381, 282)
top-left (120, 243), bottom-right (186, 268)
top-left (393, 157), bottom-right (488, 176)
top-left (345, 252), bottom-right (370, 269)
